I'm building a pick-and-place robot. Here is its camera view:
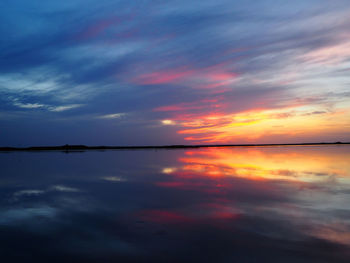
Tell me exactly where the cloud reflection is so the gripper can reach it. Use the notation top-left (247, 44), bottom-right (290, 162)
top-left (0, 147), bottom-right (350, 262)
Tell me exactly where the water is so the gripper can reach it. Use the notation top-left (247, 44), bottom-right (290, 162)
top-left (1, 146), bottom-right (350, 262)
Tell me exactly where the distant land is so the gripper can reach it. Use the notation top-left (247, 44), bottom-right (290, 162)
top-left (0, 142), bottom-right (349, 152)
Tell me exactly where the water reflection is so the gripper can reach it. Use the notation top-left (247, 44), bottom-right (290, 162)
top-left (0, 146), bottom-right (350, 262)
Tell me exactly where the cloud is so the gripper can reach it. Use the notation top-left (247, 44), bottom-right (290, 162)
top-left (102, 176), bottom-right (126, 182)
top-left (13, 102), bottom-right (46, 109)
top-left (161, 119), bottom-right (176, 125)
top-left (49, 104), bottom-right (83, 112)
top-left (50, 185), bottom-right (80, 192)
top-left (12, 185), bottom-right (81, 201)
top-left (0, 206), bottom-right (57, 225)
top-left (97, 113), bottom-right (126, 119)
top-left (13, 190), bottom-right (45, 197)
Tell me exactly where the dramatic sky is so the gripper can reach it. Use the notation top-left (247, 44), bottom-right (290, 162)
top-left (1, 0), bottom-right (350, 146)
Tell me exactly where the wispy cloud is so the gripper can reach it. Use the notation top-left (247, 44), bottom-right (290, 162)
top-left (49, 104), bottom-right (83, 112)
top-left (97, 113), bottom-right (126, 119)
top-left (13, 102), bottom-right (46, 109)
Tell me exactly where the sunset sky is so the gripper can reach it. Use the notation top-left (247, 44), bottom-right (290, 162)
top-left (1, 0), bottom-right (350, 146)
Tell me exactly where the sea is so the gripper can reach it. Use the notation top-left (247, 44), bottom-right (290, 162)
top-left (1, 145), bottom-right (349, 262)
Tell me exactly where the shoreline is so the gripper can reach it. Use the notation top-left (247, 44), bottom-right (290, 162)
top-left (0, 142), bottom-right (349, 152)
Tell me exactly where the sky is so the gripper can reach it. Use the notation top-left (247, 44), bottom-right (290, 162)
top-left (1, 0), bottom-right (350, 146)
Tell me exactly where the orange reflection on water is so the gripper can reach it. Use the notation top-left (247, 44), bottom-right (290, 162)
top-left (167, 146), bottom-right (350, 183)
top-left (143, 146), bottom-right (350, 247)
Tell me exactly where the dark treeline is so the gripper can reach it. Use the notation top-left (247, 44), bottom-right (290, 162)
top-left (0, 142), bottom-right (349, 152)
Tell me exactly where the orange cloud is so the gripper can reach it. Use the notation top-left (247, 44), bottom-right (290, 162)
top-left (168, 105), bottom-right (350, 144)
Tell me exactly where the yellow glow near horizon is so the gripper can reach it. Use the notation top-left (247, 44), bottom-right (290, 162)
top-left (176, 105), bottom-right (350, 143)
top-left (177, 147), bottom-right (350, 183)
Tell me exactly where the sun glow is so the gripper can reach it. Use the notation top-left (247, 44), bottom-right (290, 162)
top-left (161, 119), bottom-right (175, 125)
top-left (171, 106), bottom-right (350, 143)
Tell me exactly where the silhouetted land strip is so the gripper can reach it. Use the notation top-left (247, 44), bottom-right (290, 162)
top-left (0, 142), bottom-right (349, 152)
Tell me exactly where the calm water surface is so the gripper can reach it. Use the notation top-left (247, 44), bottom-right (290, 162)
top-left (1, 146), bottom-right (350, 262)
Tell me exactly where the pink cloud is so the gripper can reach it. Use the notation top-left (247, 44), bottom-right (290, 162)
top-left (301, 40), bottom-right (350, 65)
top-left (153, 99), bottom-right (220, 112)
top-left (130, 62), bottom-right (239, 89)
top-left (133, 70), bottom-right (193, 85)
top-left (75, 17), bottom-right (123, 40)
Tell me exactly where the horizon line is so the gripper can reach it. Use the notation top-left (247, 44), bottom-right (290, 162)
top-left (1, 142), bottom-right (349, 151)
